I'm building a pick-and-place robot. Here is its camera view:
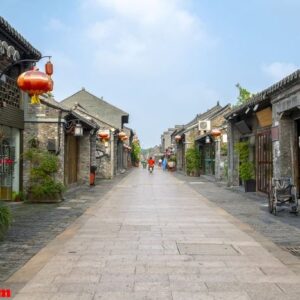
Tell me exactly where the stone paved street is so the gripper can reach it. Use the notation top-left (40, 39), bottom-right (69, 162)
top-left (7, 168), bottom-right (300, 299)
top-left (0, 173), bottom-right (128, 285)
top-left (173, 173), bottom-right (300, 250)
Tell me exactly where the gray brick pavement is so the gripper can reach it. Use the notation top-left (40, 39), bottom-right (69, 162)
top-left (0, 173), bottom-right (128, 284)
top-left (9, 168), bottom-right (300, 299)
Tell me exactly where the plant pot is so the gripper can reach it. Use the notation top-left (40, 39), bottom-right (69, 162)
top-left (26, 192), bottom-right (63, 203)
top-left (187, 170), bottom-right (200, 177)
top-left (244, 179), bottom-right (256, 192)
top-left (168, 161), bottom-right (175, 168)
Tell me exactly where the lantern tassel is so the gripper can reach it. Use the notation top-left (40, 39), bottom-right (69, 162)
top-left (31, 94), bottom-right (40, 104)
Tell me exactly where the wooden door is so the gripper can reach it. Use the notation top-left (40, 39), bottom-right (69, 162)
top-left (64, 135), bottom-right (79, 185)
top-left (256, 129), bottom-right (272, 194)
top-left (203, 143), bottom-right (215, 175)
top-left (0, 142), bottom-right (14, 200)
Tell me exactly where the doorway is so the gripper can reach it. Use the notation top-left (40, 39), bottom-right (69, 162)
top-left (64, 134), bottom-right (79, 185)
top-left (256, 128), bottom-right (272, 194)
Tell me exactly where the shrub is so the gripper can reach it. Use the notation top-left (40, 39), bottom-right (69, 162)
top-left (234, 141), bottom-right (255, 181)
top-left (0, 204), bottom-right (12, 240)
top-left (24, 148), bottom-right (65, 201)
top-left (185, 146), bottom-right (200, 176)
top-left (169, 155), bottom-right (177, 163)
top-left (131, 140), bottom-right (141, 165)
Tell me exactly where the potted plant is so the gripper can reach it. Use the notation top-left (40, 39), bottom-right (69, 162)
top-left (185, 146), bottom-right (200, 176)
top-left (12, 191), bottom-right (24, 202)
top-left (24, 146), bottom-right (65, 202)
top-left (234, 141), bottom-right (256, 192)
top-left (168, 155), bottom-right (176, 170)
top-left (0, 203), bottom-right (12, 240)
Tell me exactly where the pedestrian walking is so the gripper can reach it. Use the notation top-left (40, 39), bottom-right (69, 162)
top-left (162, 157), bottom-right (167, 171)
top-left (158, 158), bottom-right (162, 167)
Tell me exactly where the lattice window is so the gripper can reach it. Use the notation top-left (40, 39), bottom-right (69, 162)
top-left (0, 75), bottom-right (21, 108)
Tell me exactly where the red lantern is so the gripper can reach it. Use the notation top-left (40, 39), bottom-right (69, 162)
top-left (17, 68), bottom-right (53, 104)
top-left (122, 135), bottom-right (128, 141)
top-left (175, 135), bottom-right (181, 142)
top-left (98, 131), bottom-right (109, 141)
top-left (211, 129), bottom-right (221, 138)
top-left (118, 131), bottom-right (126, 139)
top-left (45, 61), bottom-right (53, 76)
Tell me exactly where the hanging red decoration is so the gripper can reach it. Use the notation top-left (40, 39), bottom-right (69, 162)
top-left (122, 135), bottom-right (128, 141)
top-left (118, 131), bottom-right (126, 139)
top-left (17, 67), bottom-right (53, 104)
top-left (45, 61), bottom-right (53, 76)
top-left (211, 129), bottom-right (221, 138)
top-left (98, 131), bottom-right (109, 141)
top-left (175, 135), bottom-right (181, 142)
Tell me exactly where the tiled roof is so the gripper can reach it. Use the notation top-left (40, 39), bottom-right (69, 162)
top-left (226, 69), bottom-right (300, 118)
top-left (40, 96), bottom-right (69, 112)
top-left (0, 16), bottom-right (41, 59)
top-left (184, 104), bottom-right (231, 132)
top-left (61, 88), bottom-right (129, 116)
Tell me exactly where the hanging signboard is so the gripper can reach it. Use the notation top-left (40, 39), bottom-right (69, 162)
top-left (256, 107), bottom-right (272, 128)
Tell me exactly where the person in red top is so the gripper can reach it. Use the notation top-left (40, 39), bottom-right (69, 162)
top-left (147, 157), bottom-right (155, 170)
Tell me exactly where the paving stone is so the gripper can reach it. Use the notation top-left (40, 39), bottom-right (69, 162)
top-left (177, 243), bottom-right (240, 256)
top-left (0, 174), bottom-right (128, 284)
top-left (173, 172), bottom-right (300, 251)
top-left (9, 169), bottom-right (300, 299)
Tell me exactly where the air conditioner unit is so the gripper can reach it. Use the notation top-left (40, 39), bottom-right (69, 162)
top-left (198, 120), bottom-right (211, 131)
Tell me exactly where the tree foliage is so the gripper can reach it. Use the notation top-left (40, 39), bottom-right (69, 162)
top-left (0, 204), bottom-right (12, 240)
top-left (234, 141), bottom-right (255, 181)
top-left (185, 146), bottom-right (200, 176)
top-left (235, 83), bottom-right (252, 106)
top-left (131, 140), bottom-right (141, 163)
top-left (24, 147), bottom-right (65, 200)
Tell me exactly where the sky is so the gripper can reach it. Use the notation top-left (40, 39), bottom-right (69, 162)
top-left (2, 0), bottom-right (300, 148)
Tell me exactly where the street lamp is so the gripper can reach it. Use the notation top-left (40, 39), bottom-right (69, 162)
top-left (64, 119), bottom-right (83, 136)
top-left (205, 136), bottom-right (211, 144)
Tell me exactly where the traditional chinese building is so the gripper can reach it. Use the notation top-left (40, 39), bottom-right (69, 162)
top-left (61, 88), bottom-right (130, 176)
top-left (23, 96), bottom-right (99, 189)
top-left (172, 103), bottom-right (231, 179)
top-left (226, 70), bottom-right (300, 194)
top-left (0, 17), bottom-right (41, 200)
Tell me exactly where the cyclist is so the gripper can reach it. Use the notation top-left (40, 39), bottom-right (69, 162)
top-left (147, 156), bottom-right (155, 172)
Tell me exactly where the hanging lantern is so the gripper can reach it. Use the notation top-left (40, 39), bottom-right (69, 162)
top-left (122, 135), bottom-right (128, 141)
top-left (211, 129), bottom-right (221, 138)
top-left (175, 135), bottom-right (181, 142)
top-left (45, 60), bottom-right (53, 76)
top-left (118, 131), bottom-right (126, 139)
top-left (98, 131), bottom-right (109, 141)
top-left (74, 123), bottom-right (83, 136)
top-left (211, 129), bottom-right (222, 142)
top-left (17, 67), bottom-right (53, 104)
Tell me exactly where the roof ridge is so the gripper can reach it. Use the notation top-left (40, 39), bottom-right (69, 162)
top-left (61, 88), bottom-right (129, 116)
top-left (0, 16), bottom-right (41, 58)
top-left (83, 89), bottom-right (129, 115)
top-left (226, 69), bottom-right (300, 118)
top-left (72, 106), bottom-right (115, 128)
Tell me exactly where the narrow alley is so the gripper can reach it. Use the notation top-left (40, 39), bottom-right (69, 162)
top-left (9, 168), bottom-right (300, 300)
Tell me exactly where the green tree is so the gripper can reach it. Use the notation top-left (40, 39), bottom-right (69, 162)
top-left (234, 141), bottom-right (255, 181)
top-left (185, 146), bottom-right (200, 176)
top-left (24, 147), bottom-right (65, 201)
top-left (235, 83), bottom-right (252, 106)
top-left (131, 140), bottom-right (141, 165)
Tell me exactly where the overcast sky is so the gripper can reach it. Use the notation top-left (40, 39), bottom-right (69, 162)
top-left (2, 0), bottom-right (300, 148)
